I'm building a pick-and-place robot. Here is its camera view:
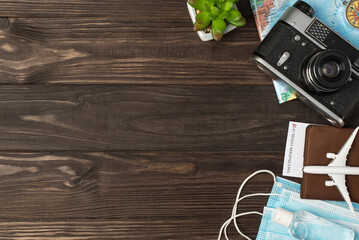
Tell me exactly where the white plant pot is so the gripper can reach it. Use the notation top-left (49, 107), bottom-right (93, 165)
top-left (187, 2), bottom-right (238, 41)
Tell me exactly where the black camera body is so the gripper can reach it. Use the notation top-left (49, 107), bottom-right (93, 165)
top-left (252, 1), bottom-right (359, 127)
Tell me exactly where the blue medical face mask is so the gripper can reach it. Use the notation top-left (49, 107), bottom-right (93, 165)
top-left (273, 188), bottom-right (359, 236)
top-left (217, 170), bottom-right (280, 240)
top-left (218, 171), bottom-right (359, 240)
top-left (257, 206), bottom-right (359, 240)
top-left (259, 177), bottom-right (359, 240)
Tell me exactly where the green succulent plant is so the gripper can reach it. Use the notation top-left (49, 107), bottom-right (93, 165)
top-left (188, 0), bottom-right (246, 41)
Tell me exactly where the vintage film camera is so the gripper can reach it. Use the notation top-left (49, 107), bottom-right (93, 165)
top-left (252, 1), bottom-right (359, 127)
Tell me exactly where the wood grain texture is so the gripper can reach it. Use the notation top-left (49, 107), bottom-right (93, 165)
top-left (0, 151), bottom-right (287, 239)
top-left (0, 17), bottom-right (265, 84)
top-left (0, 0), bottom-right (253, 18)
top-left (0, 84), bottom-right (344, 151)
top-left (0, 0), bottom-right (358, 239)
top-left (0, 220), bottom-right (217, 239)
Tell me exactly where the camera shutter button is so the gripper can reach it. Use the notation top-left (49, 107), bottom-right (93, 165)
top-left (277, 52), bottom-right (291, 67)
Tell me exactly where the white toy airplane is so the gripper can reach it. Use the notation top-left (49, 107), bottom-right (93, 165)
top-left (302, 127), bottom-right (359, 214)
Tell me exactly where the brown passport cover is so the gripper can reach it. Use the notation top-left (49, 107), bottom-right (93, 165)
top-left (301, 125), bottom-right (359, 202)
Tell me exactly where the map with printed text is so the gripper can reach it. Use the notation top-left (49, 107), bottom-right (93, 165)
top-left (251, 0), bottom-right (359, 45)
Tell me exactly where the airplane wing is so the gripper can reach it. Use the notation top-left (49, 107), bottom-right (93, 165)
top-left (329, 174), bottom-right (355, 214)
top-left (329, 127), bottom-right (359, 167)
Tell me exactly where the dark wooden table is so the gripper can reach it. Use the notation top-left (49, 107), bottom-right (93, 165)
top-left (0, 0), bottom-right (358, 239)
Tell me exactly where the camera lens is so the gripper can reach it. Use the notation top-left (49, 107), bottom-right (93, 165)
top-left (322, 61), bottom-right (340, 78)
top-left (303, 50), bottom-right (351, 93)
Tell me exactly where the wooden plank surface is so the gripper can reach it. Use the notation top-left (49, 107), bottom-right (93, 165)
top-left (0, 0), bottom-right (253, 18)
top-left (0, 0), bottom-right (358, 239)
top-left (0, 151), bottom-right (285, 239)
top-left (0, 0), bottom-right (187, 18)
top-left (0, 17), bottom-right (264, 84)
top-left (0, 84), bottom-right (338, 151)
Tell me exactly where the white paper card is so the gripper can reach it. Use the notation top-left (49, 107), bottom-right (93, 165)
top-left (282, 121), bottom-right (312, 178)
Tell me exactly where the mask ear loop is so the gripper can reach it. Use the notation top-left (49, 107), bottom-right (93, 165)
top-left (219, 211), bottom-right (263, 240)
top-left (217, 170), bottom-right (280, 240)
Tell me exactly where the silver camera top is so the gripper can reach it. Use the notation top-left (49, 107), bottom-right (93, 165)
top-left (280, 3), bottom-right (359, 77)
